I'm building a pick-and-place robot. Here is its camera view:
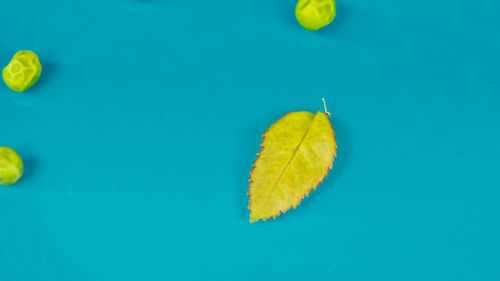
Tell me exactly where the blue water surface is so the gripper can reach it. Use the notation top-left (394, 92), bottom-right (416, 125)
top-left (0, 0), bottom-right (499, 280)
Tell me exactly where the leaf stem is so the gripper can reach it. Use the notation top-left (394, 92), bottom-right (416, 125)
top-left (322, 98), bottom-right (331, 117)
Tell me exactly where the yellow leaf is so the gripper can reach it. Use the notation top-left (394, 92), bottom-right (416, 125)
top-left (248, 110), bottom-right (337, 222)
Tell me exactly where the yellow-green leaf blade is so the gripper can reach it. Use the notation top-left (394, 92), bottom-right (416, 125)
top-left (249, 111), bottom-right (337, 222)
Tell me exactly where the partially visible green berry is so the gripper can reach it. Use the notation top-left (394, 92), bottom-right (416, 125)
top-left (2, 51), bottom-right (42, 92)
top-left (0, 147), bottom-right (24, 185)
top-left (295, 0), bottom-right (336, 31)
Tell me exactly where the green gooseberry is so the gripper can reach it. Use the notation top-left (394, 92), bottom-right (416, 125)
top-left (2, 50), bottom-right (42, 92)
top-left (0, 147), bottom-right (24, 185)
top-left (295, 0), bottom-right (336, 31)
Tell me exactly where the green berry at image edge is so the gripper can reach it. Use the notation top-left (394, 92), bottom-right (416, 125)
top-left (295, 0), bottom-right (336, 31)
top-left (2, 50), bottom-right (42, 92)
top-left (0, 147), bottom-right (24, 185)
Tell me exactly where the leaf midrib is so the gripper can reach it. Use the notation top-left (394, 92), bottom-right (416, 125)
top-left (263, 115), bottom-right (316, 200)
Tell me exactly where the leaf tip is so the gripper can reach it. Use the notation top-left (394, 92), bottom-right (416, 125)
top-left (249, 213), bottom-right (259, 223)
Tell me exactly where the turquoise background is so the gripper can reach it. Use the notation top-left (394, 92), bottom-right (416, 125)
top-left (1, 0), bottom-right (499, 280)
